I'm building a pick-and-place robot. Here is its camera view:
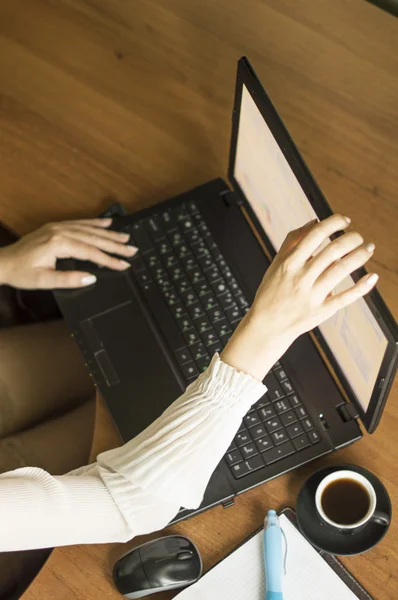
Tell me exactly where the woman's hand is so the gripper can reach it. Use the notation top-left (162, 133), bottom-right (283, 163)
top-left (0, 218), bottom-right (137, 290)
top-left (221, 214), bottom-right (378, 381)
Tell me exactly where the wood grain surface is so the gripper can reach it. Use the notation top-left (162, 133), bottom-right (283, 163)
top-left (0, 0), bottom-right (395, 598)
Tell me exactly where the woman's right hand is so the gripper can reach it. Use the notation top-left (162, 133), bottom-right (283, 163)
top-left (221, 214), bottom-right (378, 381)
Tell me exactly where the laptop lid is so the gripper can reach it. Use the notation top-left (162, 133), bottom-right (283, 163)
top-left (227, 57), bottom-right (398, 434)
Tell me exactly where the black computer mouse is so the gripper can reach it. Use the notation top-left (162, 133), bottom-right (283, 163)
top-left (112, 535), bottom-right (203, 599)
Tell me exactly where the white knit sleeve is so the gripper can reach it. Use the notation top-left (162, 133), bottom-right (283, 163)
top-left (0, 355), bottom-right (266, 550)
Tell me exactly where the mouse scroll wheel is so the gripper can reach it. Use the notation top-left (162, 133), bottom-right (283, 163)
top-left (177, 551), bottom-right (194, 561)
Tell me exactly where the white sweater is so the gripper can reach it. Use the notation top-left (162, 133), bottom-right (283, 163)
top-left (0, 355), bottom-right (266, 551)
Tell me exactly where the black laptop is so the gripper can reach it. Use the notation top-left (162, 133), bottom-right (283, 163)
top-left (54, 57), bottom-right (398, 522)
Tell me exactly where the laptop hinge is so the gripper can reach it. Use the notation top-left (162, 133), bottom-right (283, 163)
top-left (220, 189), bottom-right (243, 206)
top-left (337, 402), bottom-right (360, 423)
top-left (221, 497), bottom-right (235, 509)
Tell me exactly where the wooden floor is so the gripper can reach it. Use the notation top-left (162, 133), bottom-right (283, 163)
top-left (0, 1), bottom-right (397, 599)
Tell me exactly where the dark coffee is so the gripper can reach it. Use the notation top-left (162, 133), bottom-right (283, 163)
top-left (321, 478), bottom-right (371, 525)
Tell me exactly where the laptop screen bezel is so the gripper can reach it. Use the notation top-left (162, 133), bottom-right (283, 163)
top-left (227, 56), bottom-right (398, 433)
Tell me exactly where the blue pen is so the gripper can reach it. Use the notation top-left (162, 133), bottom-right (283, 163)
top-left (264, 509), bottom-right (285, 600)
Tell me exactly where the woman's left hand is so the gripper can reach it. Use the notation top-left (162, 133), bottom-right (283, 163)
top-left (0, 218), bottom-right (137, 290)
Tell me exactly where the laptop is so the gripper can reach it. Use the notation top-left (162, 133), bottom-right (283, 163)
top-left (54, 57), bottom-right (398, 522)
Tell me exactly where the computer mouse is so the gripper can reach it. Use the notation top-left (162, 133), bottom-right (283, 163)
top-left (112, 535), bottom-right (203, 599)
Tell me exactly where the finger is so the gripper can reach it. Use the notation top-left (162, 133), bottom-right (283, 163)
top-left (62, 231), bottom-right (137, 258)
top-left (315, 242), bottom-right (375, 299)
top-left (58, 218), bottom-right (113, 228)
top-left (324, 272), bottom-right (379, 313)
top-left (58, 237), bottom-right (132, 271)
top-left (289, 214), bottom-right (351, 267)
top-left (305, 231), bottom-right (364, 283)
top-left (281, 219), bottom-right (318, 253)
top-left (35, 270), bottom-right (98, 289)
top-left (64, 224), bottom-right (131, 244)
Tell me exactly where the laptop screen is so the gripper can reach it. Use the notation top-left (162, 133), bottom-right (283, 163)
top-left (234, 84), bottom-right (388, 412)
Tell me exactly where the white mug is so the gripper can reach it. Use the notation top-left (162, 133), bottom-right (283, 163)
top-left (315, 470), bottom-right (389, 532)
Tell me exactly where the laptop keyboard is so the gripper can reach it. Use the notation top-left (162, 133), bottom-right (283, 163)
top-left (122, 200), bottom-right (321, 479)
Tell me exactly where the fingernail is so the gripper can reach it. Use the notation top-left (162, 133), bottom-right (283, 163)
top-left (366, 242), bottom-right (375, 253)
top-left (120, 260), bottom-right (131, 269)
top-left (366, 273), bottom-right (378, 286)
top-left (344, 216), bottom-right (351, 224)
top-left (81, 274), bottom-right (97, 285)
top-left (127, 245), bottom-right (138, 255)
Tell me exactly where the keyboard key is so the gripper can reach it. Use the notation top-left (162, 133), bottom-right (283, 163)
top-left (169, 266), bottom-right (184, 282)
top-left (196, 355), bottom-right (211, 373)
top-left (169, 303), bottom-right (185, 320)
top-left (181, 362), bottom-right (199, 380)
top-left (214, 319), bottom-right (232, 338)
top-left (130, 256), bottom-right (147, 273)
top-left (308, 430), bottom-right (321, 444)
top-left (144, 216), bottom-right (165, 242)
top-left (145, 252), bottom-right (160, 269)
top-left (219, 292), bottom-right (235, 311)
top-left (132, 222), bottom-right (154, 253)
top-left (237, 421), bottom-right (246, 432)
top-left (263, 441), bottom-right (295, 465)
top-left (187, 200), bottom-right (199, 215)
top-left (293, 434), bottom-right (311, 451)
top-left (164, 289), bottom-right (179, 306)
top-left (176, 244), bottom-right (190, 259)
top-left (194, 280), bottom-right (211, 297)
top-left (175, 347), bottom-right (192, 366)
top-left (228, 279), bottom-right (243, 296)
top-left (181, 218), bottom-right (194, 232)
top-left (207, 267), bottom-right (221, 283)
top-left (286, 422), bottom-right (304, 439)
top-left (177, 317), bottom-right (193, 333)
top-left (272, 430), bottom-right (289, 445)
top-left (209, 242), bottom-right (222, 260)
top-left (170, 231), bottom-right (184, 247)
top-left (237, 296), bottom-right (249, 310)
top-left (256, 436), bottom-right (274, 452)
top-left (227, 440), bottom-right (237, 452)
top-left (289, 394), bottom-right (301, 408)
top-left (188, 303), bottom-right (205, 320)
top-left (274, 398), bottom-right (291, 414)
top-left (250, 424), bottom-right (267, 440)
top-left (158, 240), bottom-right (172, 256)
top-left (295, 406), bottom-right (308, 419)
top-left (202, 329), bottom-right (220, 348)
top-left (189, 341), bottom-right (207, 360)
top-left (199, 255), bottom-right (214, 271)
top-left (201, 294), bottom-right (219, 311)
top-left (181, 253), bottom-right (196, 271)
top-left (259, 406), bottom-right (276, 420)
top-left (181, 290), bottom-right (197, 307)
top-left (212, 279), bottom-right (229, 296)
top-left (161, 210), bottom-right (178, 233)
top-left (241, 443), bottom-right (258, 459)
top-left (176, 278), bottom-right (191, 294)
top-left (302, 418), bottom-right (314, 432)
top-left (272, 361), bottom-right (282, 370)
top-left (207, 306), bottom-right (225, 323)
top-left (244, 412), bottom-right (261, 428)
top-left (281, 378), bottom-right (295, 395)
top-left (219, 334), bottom-right (231, 348)
top-left (274, 369), bottom-right (288, 383)
top-left (192, 242), bottom-right (211, 259)
top-left (185, 229), bottom-right (201, 245)
top-left (265, 417), bottom-right (283, 434)
top-left (235, 429), bottom-right (252, 446)
top-left (189, 268), bottom-right (204, 284)
top-left (174, 205), bottom-right (190, 222)
top-left (225, 448), bottom-right (242, 466)
top-left (195, 317), bottom-right (212, 333)
top-left (225, 304), bottom-right (242, 323)
top-left (183, 330), bottom-right (200, 346)
top-left (280, 411), bottom-right (298, 427)
top-left (136, 271), bottom-right (153, 287)
top-left (163, 253), bottom-right (178, 268)
top-left (263, 372), bottom-right (285, 402)
top-left (231, 455), bottom-right (264, 479)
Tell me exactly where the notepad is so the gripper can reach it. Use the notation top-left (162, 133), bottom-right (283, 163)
top-left (176, 514), bottom-right (359, 600)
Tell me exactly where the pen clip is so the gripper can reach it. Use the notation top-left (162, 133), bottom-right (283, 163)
top-left (281, 527), bottom-right (288, 575)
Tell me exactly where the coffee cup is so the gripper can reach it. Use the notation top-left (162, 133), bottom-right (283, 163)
top-left (315, 470), bottom-right (390, 534)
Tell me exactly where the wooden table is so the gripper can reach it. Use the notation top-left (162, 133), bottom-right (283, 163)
top-left (0, 0), bottom-right (393, 598)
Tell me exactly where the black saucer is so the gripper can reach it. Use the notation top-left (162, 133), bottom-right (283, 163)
top-left (296, 464), bottom-right (392, 555)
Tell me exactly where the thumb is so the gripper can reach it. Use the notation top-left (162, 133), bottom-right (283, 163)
top-left (36, 269), bottom-right (97, 289)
